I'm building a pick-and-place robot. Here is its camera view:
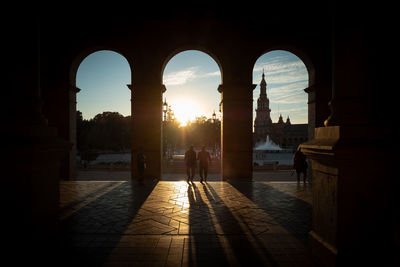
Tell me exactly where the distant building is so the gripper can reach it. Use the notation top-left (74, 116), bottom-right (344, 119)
top-left (253, 71), bottom-right (308, 148)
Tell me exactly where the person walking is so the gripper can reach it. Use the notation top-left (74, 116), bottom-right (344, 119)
top-left (185, 145), bottom-right (197, 183)
top-left (137, 146), bottom-right (146, 183)
top-left (136, 146), bottom-right (146, 183)
top-left (293, 147), bottom-right (308, 183)
top-left (197, 146), bottom-right (211, 183)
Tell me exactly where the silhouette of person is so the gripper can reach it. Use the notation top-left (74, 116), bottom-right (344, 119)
top-left (185, 145), bottom-right (197, 182)
top-left (293, 147), bottom-right (308, 183)
top-left (137, 146), bottom-right (146, 183)
top-left (197, 146), bottom-right (211, 183)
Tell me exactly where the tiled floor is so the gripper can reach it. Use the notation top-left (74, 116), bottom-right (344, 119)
top-left (59, 180), bottom-right (313, 266)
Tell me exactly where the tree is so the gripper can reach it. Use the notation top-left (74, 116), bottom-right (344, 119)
top-left (163, 116), bottom-right (221, 149)
top-left (77, 111), bottom-right (131, 152)
top-left (77, 110), bottom-right (220, 153)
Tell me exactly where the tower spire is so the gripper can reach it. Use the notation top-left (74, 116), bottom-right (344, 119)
top-left (260, 70), bottom-right (267, 96)
top-left (286, 115), bottom-right (291, 124)
top-left (254, 71), bottom-right (273, 143)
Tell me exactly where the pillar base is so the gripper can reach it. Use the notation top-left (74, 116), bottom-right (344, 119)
top-left (301, 125), bottom-right (393, 266)
top-left (309, 231), bottom-right (337, 267)
top-left (222, 151), bottom-right (252, 181)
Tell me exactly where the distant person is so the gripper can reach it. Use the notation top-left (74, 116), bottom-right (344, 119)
top-left (293, 147), bottom-right (308, 183)
top-left (137, 146), bottom-right (146, 183)
top-left (197, 146), bottom-right (211, 183)
top-left (185, 145), bottom-right (197, 183)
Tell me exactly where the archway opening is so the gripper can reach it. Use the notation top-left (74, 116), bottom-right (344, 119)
top-left (161, 50), bottom-right (222, 181)
top-left (74, 50), bottom-right (132, 180)
top-left (252, 50), bottom-right (309, 181)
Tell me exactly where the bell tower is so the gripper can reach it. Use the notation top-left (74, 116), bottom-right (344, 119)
top-left (254, 71), bottom-right (272, 143)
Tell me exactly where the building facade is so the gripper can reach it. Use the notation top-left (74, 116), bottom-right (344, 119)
top-left (253, 72), bottom-right (308, 148)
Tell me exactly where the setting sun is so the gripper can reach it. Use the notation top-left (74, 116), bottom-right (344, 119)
top-left (172, 101), bottom-right (199, 126)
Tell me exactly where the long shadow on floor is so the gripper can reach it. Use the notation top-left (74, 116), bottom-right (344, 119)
top-left (187, 183), bottom-right (231, 266)
top-left (228, 181), bottom-right (312, 244)
top-left (58, 179), bottom-right (158, 266)
top-left (192, 182), bottom-right (280, 266)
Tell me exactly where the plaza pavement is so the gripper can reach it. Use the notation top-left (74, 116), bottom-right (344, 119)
top-left (59, 171), bottom-right (314, 266)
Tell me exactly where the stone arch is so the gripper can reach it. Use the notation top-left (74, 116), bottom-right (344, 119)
top-left (161, 46), bottom-right (223, 86)
top-left (160, 48), bottom-right (223, 120)
top-left (251, 46), bottom-right (315, 88)
top-left (251, 46), bottom-right (317, 144)
top-left (66, 47), bottom-right (133, 179)
top-left (70, 46), bottom-right (134, 87)
top-left (159, 47), bottom-right (223, 178)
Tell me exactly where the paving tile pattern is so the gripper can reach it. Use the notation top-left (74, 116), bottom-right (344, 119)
top-left (59, 180), bottom-right (314, 266)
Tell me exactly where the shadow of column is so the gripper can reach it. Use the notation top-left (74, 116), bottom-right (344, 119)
top-left (58, 179), bottom-right (158, 266)
top-left (186, 182), bottom-right (230, 266)
top-left (198, 182), bottom-right (279, 266)
top-left (228, 181), bottom-right (312, 244)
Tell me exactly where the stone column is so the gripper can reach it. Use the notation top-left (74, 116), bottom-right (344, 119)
top-left (304, 85), bottom-right (315, 141)
top-left (301, 9), bottom-right (392, 266)
top-left (67, 86), bottom-right (80, 180)
top-left (129, 81), bottom-right (163, 180)
top-left (2, 18), bottom-right (69, 260)
top-left (220, 82), bottom-right (256, 180)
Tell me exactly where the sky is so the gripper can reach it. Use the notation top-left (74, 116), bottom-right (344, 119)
top-left (253, 50), bottom-right (308, 124)
top-left (76, 51), bottom-right (131, 120)
top-left (76, 49), bottom-right (308, 125)
top-left (163, 50), bottom-right (221, 125)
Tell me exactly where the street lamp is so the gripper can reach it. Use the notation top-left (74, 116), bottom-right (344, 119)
top-left (163, 98), bottom-right (168, 121)
top-left (163, 98), bottom-right (168, 161)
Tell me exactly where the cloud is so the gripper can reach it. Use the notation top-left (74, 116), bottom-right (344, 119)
top-left (163, 67), bottom-right (198, 85)
top-left (272, 105), bottom-right (308, 113)
top-left (163, 67), bottom-right (221, 86)
top-left (201, 71), bottom-right (221, 77)
top-left (254, 80), bottom-right (308, 105)
top-left (252, 52), bottom-right (309, 124)
top-left (253, 57), bottom-right (308, 105)
top-left (271, 91), bottom-right (308, 104)
top-left (269, 80), bottom-right (308, 94)
top-left (253, 58), bottom-right (308, 85)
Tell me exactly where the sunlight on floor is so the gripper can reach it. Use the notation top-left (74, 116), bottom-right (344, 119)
top-left (105, 181), bottom-right (304, 265)
top-left (59, 180), bottom-right (312, 266)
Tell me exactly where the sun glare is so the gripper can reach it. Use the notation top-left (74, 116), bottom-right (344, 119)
top-left (173, 101), bottom-right (198, 127)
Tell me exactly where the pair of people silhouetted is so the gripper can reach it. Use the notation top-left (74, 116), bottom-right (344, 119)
top-left (293, 147), bottom-right (308, 183)
top-left (184, 145), bottom-right (211, 183)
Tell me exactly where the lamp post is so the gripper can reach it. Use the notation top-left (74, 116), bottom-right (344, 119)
top-left (163, 98), bottom-right (168, 160)
top-left (170, 111), bottom-right (175, 157)
top-left (212, 110), bottom-right (217, 158)
top-left (163, 98), bottom-right (168, 121)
